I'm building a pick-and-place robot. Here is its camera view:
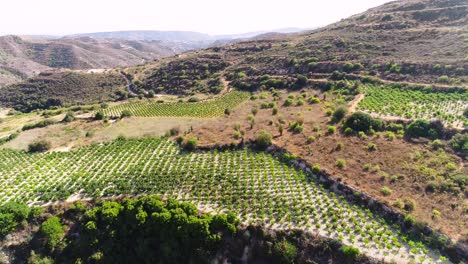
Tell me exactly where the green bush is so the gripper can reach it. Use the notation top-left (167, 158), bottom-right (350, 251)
top-left (332, 106), bottom-right (347, 122)
top-left (341, 245), bottom-right (360, 259)
top-left (312, 164), bottom-right (320, 174)
top-left (273, 240), bottom-right (297, 264)
top-left (380, 186), bottom-right (392, 196)
top-left (336, 159), bottom-right (346, 169)
top-left (344, 112), bottom-right (383, 132)
top-left (94, 111), bottom-right (105, 120)
top-left (28, 140), bottom-right (51, 153)
top-left (308, 97), bottom-right (320, 104)
top-left (183, 137), bottom-right (198, 151)
top-left (450, 134), bottom-right (468, 156)
top-left (39, 216), bottom-right (64, 250)
top-left (327, 125), bottom-right (336, 134)
top-left (62, 111), bottom-right (75, 123)
top-left (120, 110), bottom-right (132, 118)
top-left (289, 121), bottom-right (303, 133)
top-left (256, 130), bottom-right (272, 150)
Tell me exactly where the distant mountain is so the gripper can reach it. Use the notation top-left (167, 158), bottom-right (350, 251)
top-left (0, 35), bottom-right (204, 87)
top-left (0, 28), bottom-right (312, 87)
top-left (69, 30), bottom-right (214, 42)
top-left (69, 29), bottom-right (311, 42)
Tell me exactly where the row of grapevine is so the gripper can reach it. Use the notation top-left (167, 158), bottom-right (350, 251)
top-left (0, 138), bottom-right (448, 263)
top-left (103, 91), bottom-right (250, 118)
top-left (357, 84), bottom-right (468, 128)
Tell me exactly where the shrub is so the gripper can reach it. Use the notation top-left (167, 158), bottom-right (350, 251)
top-left (449, 134), bottom-right (468, 156)
top-left (272, 107), bottom-right (278, 115)
top-left (273, 240), bottom-right (297, 264)
top-left (366, 143), bottom-right (377, 151)
top-left (224, 108), bottom-right (231, 115)
top-left (256, 130), bottom-right (272, 150)
top-left (404, 198), bottom-right (416, 212)
top-left (344, 127), bottom-right (353, 135)
top-left (344, 112), bottom-right (383, 132)
top-left (94, 111), bottom-right (105, 120)
top-left (385, 131), bottom-right (395, 141)
top-left (327, 125), bottom-right (336, 134)
top-left (183, 137), bottom-right (198, 151)
top-left (312, 164), bottom-right (320, 174)
top-left (39, 216), bottom-right (64, 250)
top-left (405, 119), bottom-right (430, 138)
top-left (289, 121), bottom-right (303, 133)
top-left (169, 127), bottom-right (180, 136)
top-left (380, 186), bottom-right (392, 196)
top-left (22, 119), bottom-right (57, 131)
top-left (308, 97), bottom-right (320, 104)
top-left (332, 106), bottom-right (347, 123)
top-left (62, 111), bottom-right (75, 123)
top-left (175, 136), bottom-right (184, 145)
top-left (341, 245), bottom-right (360, 259)
top-left (437, 75), bottom-right (450, 83)
top-left (429, 139), bottom-right (444, 150)
top-left (283, 98), bottom-right (294, 106)
top-left (28, 140), bottom-right (51, 153)
top-left (336, 159), bottom-right (346, 169)
top-left (307, 136), bottom-right (316, 143)
top-left (120, 110), bottom-right (132, 118)
top-left (27, 251), bottom-right (53, 264)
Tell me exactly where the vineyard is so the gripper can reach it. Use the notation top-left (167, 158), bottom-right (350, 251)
top-left (103, 91), bottom-right (250, 118)
top-left (357, 84), bottom-right (468, 128)
top-left (0, 138), bottom-right (448, 263)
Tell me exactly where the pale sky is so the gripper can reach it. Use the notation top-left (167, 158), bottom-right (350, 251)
top-left (1, 0), bottom-right (391, 36)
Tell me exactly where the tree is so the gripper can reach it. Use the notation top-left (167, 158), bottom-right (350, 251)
top-left (39, 216), bottom-right (64, 250)
top-left (94, 111), bottom-right (105, 120)
top-left (344, 112), bottom-right (383, 132)
top-left (28, 140), bottom-right (51, 153)
top-left (256, 130), bottom-right (272, 150)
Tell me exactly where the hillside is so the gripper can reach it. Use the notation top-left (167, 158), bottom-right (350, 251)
top-left (0, 70), bottom-right (126, 112)
top-left (127, 0), bottom-right (466, 93)
top-left (0, 0), bottom-right (467, 263)
top-left (0, 35), bottom-right (202, 87)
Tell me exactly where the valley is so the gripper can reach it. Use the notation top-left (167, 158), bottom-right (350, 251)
top-left (0, 0), bottom-right (466, 263)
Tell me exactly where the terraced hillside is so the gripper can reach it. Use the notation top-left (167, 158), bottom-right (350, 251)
top-left (0, 138), bottom-right (450, 263)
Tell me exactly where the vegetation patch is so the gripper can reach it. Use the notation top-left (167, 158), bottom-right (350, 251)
top-left (103, 91), bottom-right (250, 118)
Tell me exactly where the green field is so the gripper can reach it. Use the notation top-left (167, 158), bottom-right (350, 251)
top-left (357, 84), bottom-right (468, 128)
top-left (103, 91), bottom-right (250, 118)
top-left (0, 138), bottom-right (447, 263)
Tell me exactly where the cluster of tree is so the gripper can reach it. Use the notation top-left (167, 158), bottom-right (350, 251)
top-left (0, 201), bottom-right (39, 237)
top-left (33, 196), bottom-right (238, 263)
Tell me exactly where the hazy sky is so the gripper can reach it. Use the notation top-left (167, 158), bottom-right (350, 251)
top-left (1, 0), bottom-right (390, 36)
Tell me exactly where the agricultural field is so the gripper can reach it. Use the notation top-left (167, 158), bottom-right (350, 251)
top-left (0, 138), bottom-right (449, 263)
top-left (357, 84), bottom-right (468, 128)
top-left (103, 91), bottom-right (250, 118)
